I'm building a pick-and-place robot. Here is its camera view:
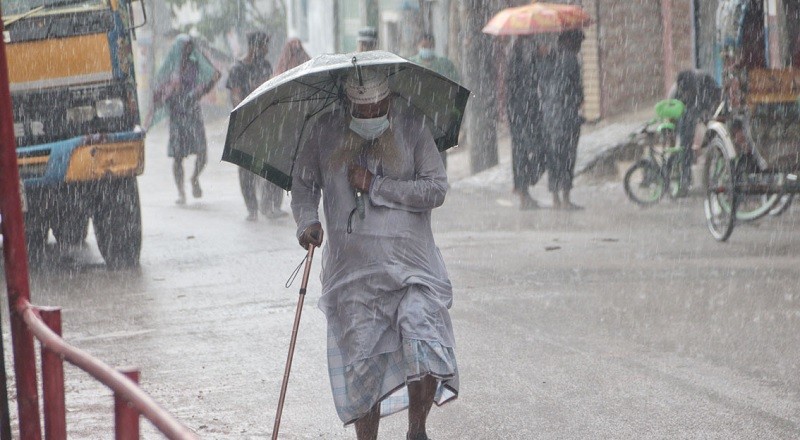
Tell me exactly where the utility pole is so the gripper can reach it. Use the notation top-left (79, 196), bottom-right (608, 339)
top-left (459, 0), bottom-right (503, 174)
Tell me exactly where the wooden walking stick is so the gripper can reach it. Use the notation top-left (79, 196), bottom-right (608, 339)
top-left (272, 244), bottom-right (315, 439)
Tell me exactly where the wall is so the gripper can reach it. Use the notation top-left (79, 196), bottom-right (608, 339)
top-left (670, 0), bottom-right (697, 77)
top-left (596, 0), bottom-right (665, 117)
top-left (580, 0), bottom-right (602, 121)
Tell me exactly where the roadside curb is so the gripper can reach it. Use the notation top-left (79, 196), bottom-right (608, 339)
top-left (451, 111), bottom-right (653, 193)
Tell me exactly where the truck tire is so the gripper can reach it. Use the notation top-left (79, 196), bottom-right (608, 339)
top-left (93, 178), bottom-right (142, 269)
top-left (24, 213), bottom-right (49, 263)
top-left (51, 212), bottom-right (89, 246)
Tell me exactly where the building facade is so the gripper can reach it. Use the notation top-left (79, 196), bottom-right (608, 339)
top-left (286, 0), bottom-right (716, 121)
top-left (285, 0), bottom-right (452, 57)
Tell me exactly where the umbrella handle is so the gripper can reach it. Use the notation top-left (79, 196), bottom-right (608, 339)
top-left (272, 245), bottom-right (315, 440)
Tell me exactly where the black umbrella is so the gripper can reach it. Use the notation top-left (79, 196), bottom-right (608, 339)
top-left (222, 50), bottom-right (471, 190)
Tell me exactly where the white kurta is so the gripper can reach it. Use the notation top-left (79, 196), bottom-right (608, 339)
top-left (291, 98), bottom-right (458, 424)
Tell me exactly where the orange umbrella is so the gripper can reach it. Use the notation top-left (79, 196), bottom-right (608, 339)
top-left (482, 1), bottom-right (593, 35)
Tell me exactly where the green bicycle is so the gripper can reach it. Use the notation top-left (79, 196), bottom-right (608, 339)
top-left (624, 99), bottom-right (691, 206)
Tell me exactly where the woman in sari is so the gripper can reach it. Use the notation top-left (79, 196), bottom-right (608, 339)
top-left (152, 34), bottom-right (220, 205)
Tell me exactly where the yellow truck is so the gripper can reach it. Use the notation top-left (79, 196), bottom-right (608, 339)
top-left (3, 0), bottom-right (146, 268)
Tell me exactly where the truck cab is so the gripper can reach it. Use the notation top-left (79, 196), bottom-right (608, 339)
top-left (2, 0), bottom-right (146, 268)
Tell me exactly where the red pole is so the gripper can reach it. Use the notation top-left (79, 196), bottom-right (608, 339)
top-left (40, 308), bottom-right (66, 440)
top-left (0, 8), bottom-right (43, 440)
top-left (115, 368), bottom-right (141, 440)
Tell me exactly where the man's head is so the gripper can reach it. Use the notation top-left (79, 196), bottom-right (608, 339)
top-left (247, 31), bottom-right (270, 59)
top-left (356, 26), bottom-right (378, 52)
top-left (419, 33), bottom-right (435, 50)
top-left (345, 67), bottom-right (390, 118)
top-left (176, 34), bottom-right (194, 62)
top-left (417, 33), bottom-right (436, 59)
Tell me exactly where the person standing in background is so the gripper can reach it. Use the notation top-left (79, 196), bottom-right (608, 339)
top-left (409, 33), bottom-right (460, 170)
top-left (505, 36), bottom-right (547, 210)
top-left (273, 38), bottom-right (311, 76)
top-left (227, 31), bottom-right (288, 221)
top-left (670, 69), bottom-right (720, 195)
top-left (538, 30), bottom-right (585, 210)
top-left (357, 26), bottom-right (378, 52)
top-left (409, 33), bottom-right (459, 82)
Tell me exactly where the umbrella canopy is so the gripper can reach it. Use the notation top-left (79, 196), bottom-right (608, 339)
top-left (222, 50), bottom-right (470, 190)
top-left (482, 1), bottom-right (593, 36)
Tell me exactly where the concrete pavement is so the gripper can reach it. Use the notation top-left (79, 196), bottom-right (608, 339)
top-left (1, 107), bottom-right (798, 439)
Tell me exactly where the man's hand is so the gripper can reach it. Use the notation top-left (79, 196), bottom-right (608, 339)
top-left (348, 165), bottom-right (374, 192)
top-left (299, 223), bottom-right (324, 249)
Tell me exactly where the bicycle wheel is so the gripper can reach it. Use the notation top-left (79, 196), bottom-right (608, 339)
top-left (733, 158), bottom-right (779, 222)
top-left (704, 137), bottom-right (737, 241)
top-left (769, 194), bottom-right (793, 217)
top-left (624, 160), bottom-right (666, 206)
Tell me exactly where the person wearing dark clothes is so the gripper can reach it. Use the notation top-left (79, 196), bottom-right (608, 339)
top-left (672, 70), bottom-right (721, 194)
top-left (409, 33), bottom-right (460, 171)
top-left (538, 30), bottom-right (584, 210)
top-left (152, 34), bottom-right (221, 205)
top-left (226, 31), bottom-right (287, 221)
top-left (506, 36), bottom-right (547, 210)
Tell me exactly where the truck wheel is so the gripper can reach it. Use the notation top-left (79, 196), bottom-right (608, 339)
top-left (93, 178), bottom-right (142, 269)
top-left (24, 213), bottom-right (49, 263)
top-left (52, 213), bottom-right (89, 246)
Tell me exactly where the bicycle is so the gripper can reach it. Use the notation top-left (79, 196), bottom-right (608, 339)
top-left (623, 99), bottom-right (691, 206)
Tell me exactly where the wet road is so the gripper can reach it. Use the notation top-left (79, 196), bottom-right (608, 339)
top-left (2, 116), bottom-right (799, 439)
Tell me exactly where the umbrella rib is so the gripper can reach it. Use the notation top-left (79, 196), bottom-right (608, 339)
top-left (233, 77), bottom-right (339, 147)
top-left (292, 77), bottom-right (339, 98)
top-left (273, 95), bottom-right (333, 105)
top-left (272, 78), bottom-right (338, 105)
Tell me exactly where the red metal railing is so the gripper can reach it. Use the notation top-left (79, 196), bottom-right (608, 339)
top-left (22, 304), bottom-right (199, 439)
top-left (1, 9), bottom-right (199, 440)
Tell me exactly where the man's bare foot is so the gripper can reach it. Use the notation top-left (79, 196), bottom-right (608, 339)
top-left (561, 201), bottom-right (584, 211)
top-left (191, 179), bottom-right (202, 198)
top-left (516, 190), bottom-right (540, 210)
top-left (561, 191), bottom-right (583, 210)
top-left (176, 190), bottom-right (186, 205)
top-left (552, 193), bottom-right (562, 210)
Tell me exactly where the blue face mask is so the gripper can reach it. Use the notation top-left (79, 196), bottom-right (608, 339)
top-left (350, 112), bottom-right (390, 140)
top-left (418, 48), bottom-right (434, 60)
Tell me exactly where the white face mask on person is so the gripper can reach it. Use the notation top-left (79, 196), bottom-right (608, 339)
top-left (418, 48), bottom-right (434, 60)
top-left (349, 111), bottom-right (390, 140)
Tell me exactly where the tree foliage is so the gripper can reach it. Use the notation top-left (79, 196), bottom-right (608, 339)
top-left (164, 0), bottom-right (286, 42)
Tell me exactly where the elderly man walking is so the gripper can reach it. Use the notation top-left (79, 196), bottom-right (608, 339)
top-left (291, 67), bottom-right (459, 440)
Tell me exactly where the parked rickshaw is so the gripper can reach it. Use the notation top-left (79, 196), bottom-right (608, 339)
top-left (703, 0), bottom-right (799, 241)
